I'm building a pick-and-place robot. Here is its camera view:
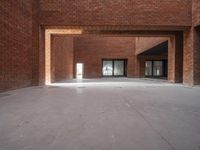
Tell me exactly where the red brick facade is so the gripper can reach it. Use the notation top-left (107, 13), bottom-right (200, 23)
top-left (193, 0), bottom-right (200, 27)
top-left (0, 1), bottom-right (33, 91)
top-left (183, 0), bottom-right (200, 85)
top-left (135, 37), bottom-right (168, 55)
top-left (39, 0), bottom-right (191, 27)
top-left (0, 0), bottom-right (200, 91)
top-left (193, 0), bottom-right (200, 85)
top-left (74, 37), bottom-right (136, 78)
top-left (51, 35), bottom-right (74, 82)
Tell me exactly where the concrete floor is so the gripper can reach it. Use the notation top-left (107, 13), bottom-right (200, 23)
top-left (0, 78), bottom-right (200, 150)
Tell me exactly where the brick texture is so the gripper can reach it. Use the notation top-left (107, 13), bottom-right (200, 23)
top-left (74, 37), bottom-right (136, 78)
top-left (39, 0), bottom-right (191, 27)
top-left (136, 37), bottom-right (168, 55)
top-left (51, 35), bottom-right (74, 82)
top-left (193, 28), bottom-right (200, 85)
top-left (1, 0), bottom-right (200, 91)
top-left (0, 0), bottom-right (33, 91)
top-left (183, 0), bottom-right (200, 85)
top-left (193, 0), bottom-right (200, 85)
top-left (193, 0), bottom-right (200, 27)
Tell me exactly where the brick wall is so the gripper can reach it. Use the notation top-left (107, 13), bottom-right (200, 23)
top-left (183, 0), bottom-right (200, 85)
top-left (51, 35), bottom-right (74, 82)
top-left (1, 0), bottom-right (200, 91)
top-left (74, 37), bottom-right (136, 78)
top-left (193, 0), bottom-right (200, 27)
top-left (193, 0), bottom-right (200, 85)
top-left (39, 0), bottom-right (191, 27)
top-left (135, 37), bottom-right (168, 55)
top-left (0, 0), bottom-right (33, 91)
top-left (193, 28), bottom-right (200, 85)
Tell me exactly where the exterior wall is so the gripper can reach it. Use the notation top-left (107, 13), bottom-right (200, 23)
top-left (1, 0), bottom-right (200, 92)
top-left (0, 0), bottom-right (33, 91)
top-left (74, 37), bottom-right (136, 78)
top-left (39, 0), bottom-right (191, 27)
top-left (51, 35), bottom-right (74, 82)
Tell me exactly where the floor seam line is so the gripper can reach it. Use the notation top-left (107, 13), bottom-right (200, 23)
top-left (123, 96), bottom-right (176, 150)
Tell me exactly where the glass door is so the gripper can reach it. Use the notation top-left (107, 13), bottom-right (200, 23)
top-left (114, 60), bottom-right (125, 76)
top-left (145, 60), bottom-right (167, 78)
top-left (153, 61), bottom-right (163, 76)
top-left (145, 61), bottom-right (153, 76)
top-left (102, 59), bottom-right (127, 77)
top-left (102, 60), bottom-right (113, 76)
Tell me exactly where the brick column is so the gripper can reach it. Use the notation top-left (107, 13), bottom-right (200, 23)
top-left (168, 33), bottom-right (183, 83)
top-left (183, 27), bottom-right (200, 85)
top-left (32, 0), bottom-right (40, 86)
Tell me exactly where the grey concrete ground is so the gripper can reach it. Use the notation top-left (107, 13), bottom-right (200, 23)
top-left (0, 78), bottom-right (200, 150)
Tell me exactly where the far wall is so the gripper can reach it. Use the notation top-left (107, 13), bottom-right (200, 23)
top-left (50, 35), bottom-right (183, 84)
top-left (74, 37), bottom-right (136, 78)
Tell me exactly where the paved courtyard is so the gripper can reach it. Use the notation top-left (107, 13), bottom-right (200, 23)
top-left (0, 78), bottom-right (200, 150)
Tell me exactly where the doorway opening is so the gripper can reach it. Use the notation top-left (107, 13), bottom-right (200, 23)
top-left (43, 28), bottom-right (183, 85)
top-left (76, 63), bottom-right (84, 79)
top-left (102, 59), bottom-right (127, 77)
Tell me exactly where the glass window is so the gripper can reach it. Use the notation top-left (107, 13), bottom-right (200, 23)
top-left (153, 61), bottom-right (163, 76)
top-left (145, 61), bottom-right (153, 76)
top-left (102, 60), bottom-right (113, 76)
top-left (114, 60), bottom-right (124, 76)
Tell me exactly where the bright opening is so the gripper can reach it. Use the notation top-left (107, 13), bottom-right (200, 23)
top-left (76, 63), bottom-right (84, 79)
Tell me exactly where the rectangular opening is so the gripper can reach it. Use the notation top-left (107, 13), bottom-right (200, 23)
top-left (76, 63), bottom-right (84, 79)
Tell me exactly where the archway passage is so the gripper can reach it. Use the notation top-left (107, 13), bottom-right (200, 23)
top-left (41, 27), bottom-right (183, 85)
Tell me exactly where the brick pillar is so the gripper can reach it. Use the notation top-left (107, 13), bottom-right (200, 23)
top-left (168, 36), bottom-right (175, 82)
top-left (193, 27), bottom-right (200, 85)
top-left (134, 56), bottom-right (141, 78)
top-left (38, 27), bottom-right (45, 85)
top-left (183, 27), bottom-right (200, 85)
top-left (139, 57), bottom-right (145, 78)
top-left (51, 36), bottom-right (56, 83)
top-left (32, 0), bottom-right (40, 86)
top-left (183, 28), bottom-right (194, 85)
top-left (168, 33), bottom-right (183, 83)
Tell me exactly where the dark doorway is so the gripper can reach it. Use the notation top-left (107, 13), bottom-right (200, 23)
top-left (102, 59), bottom-right (127, 77)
